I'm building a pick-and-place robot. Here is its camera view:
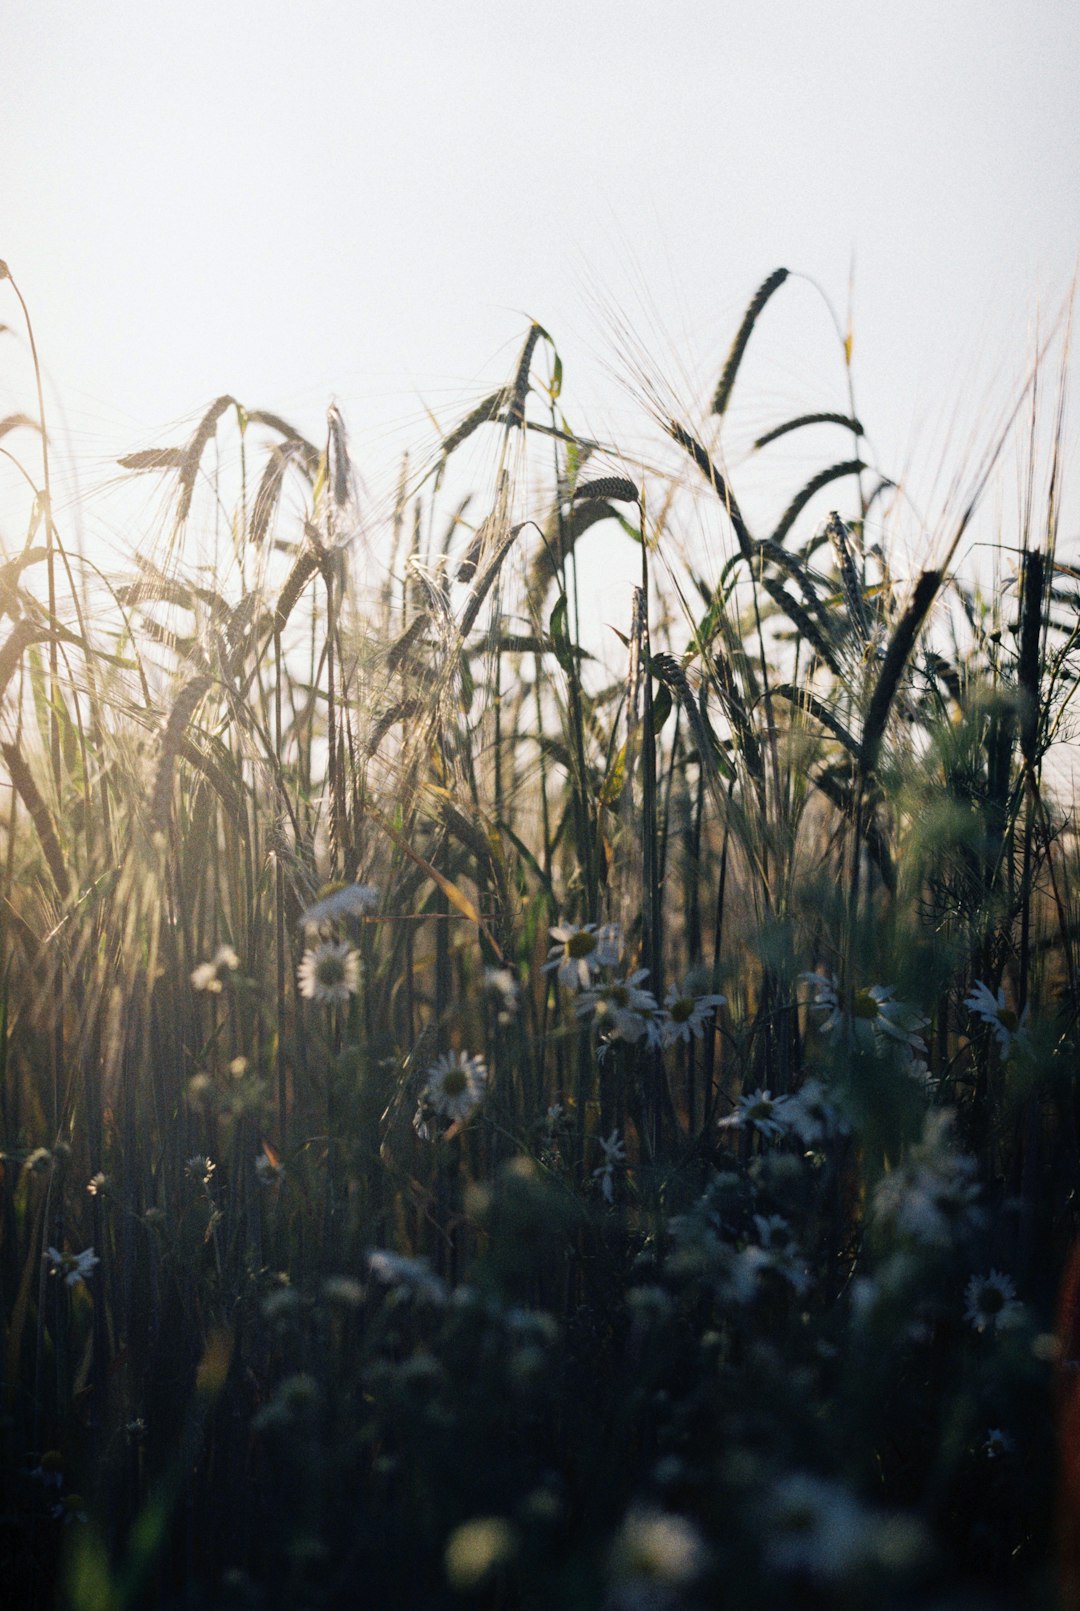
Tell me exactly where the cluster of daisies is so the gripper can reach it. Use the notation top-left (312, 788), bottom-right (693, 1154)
top-left (545, 922), bottom-right (725, 1051)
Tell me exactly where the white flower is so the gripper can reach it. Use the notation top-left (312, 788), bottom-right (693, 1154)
top-left (576, 971), bottom-right (658, 1043)
top-left (86, 1172), bottom-right (108, 1196)
top-left (190, 944), bottom-right (239, 993)
top-left (413, 1050), bottom-right (487, 1139)
top-left (544, 921), bottom-right (621, 989)
top-left (872, 1112), bottom-right (982, 1247)
top-left (784, 1079), bottom-right (845, 1146)
top-left (299, 881), bottom-right (379, 931)
top-left (46, 1247), bottom-right (99, 1288)
top-left (367, 1249), bottom-right (447, 1305)
top-left (608, 1508), bottom-right (709, 1605)
top-left (658, 982), bottom-right (725, 1048)
top-left (964, 980), bottom-right (1031, 1056)
top-left (717, 1089), bottom-right (793, 1140)
top-left (593, 1127), bottom-right (627, 1203)
top-left (297, 940), bottom-right (361, 1005)
top-left (964, 1269), bottom-right (1023, 1334)
top-left (802, 972), bottom-right (927, 1058)
top-left (483, 967), bottom-right (520, 1024)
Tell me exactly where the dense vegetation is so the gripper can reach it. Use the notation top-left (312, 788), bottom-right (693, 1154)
top-left (1, 261), bottom-right (1078, 1609)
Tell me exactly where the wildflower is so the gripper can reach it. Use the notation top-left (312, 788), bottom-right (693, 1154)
top-left (658, 981), bottom-right (725, 1048)
top-left (445, 1517), bottom-right (519, 1594)
top-left (45, 1247), bottom-right (99, 1288)
top-left (190, 944), bottom-right (239, 993)
top-left (297, 940), bottom-right (361, 1005)
top-left (784, 1079), bottom-right (845, 1146)
top-left (544, 921), bottom-right (621, 989)
top-left (593, 1128), bottom-right (627, 1204)
top-left (299, 881), bottom-right (379, 931)
top-left (24, 1146), bottom-right (52, 1174)
top-left (185, 1154), bottom-right (216, 1187)
top-left (367, 1249), bottom-right (447, 1305)
top-left (608, 1507), bottom-right (709, 1606)
top-left (802, 972), bottom-right (927, 1058)
top-left (872, 1111), bottom-right (982, 1247)
top-left (483, 966), bottom-right (520, 1023)
top-left (576, 972), bottom-right (658, 1043)
top-left (965, 980), bottom-right (1031, 1056)
top-left (51, 1493), bottom-right (88, 1526)
top-left (717, 1088), bottom-right (793, 1140)
top-left (983, 1427), bottom-right (1014, 1459)
top-left (413, 1050), bottom-right (487, 1139)
top-left (964, 1269), bottom-right (1023, 1334)
top-left (86, 1172), bottom-right (108, 1196)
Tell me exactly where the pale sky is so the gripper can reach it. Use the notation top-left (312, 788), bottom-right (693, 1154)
top-left (2, 1), bottom-right (1078, 587)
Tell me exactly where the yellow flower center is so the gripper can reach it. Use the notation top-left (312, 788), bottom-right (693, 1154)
top-left (567, 931), bottom-right (598, 959)
top-left (442, 1068), bottom-right (468, 1098)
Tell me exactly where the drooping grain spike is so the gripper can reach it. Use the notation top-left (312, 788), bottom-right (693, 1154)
top-left (712, 267), bottom-right (789, 417)
top-left (754, 412), bottom-right (864, 450)
top-left (0, 617), bottom-right (51, 701)
top-left (249, 440), bottom-right (301, 547)
top-left (273, 541), bottom-right (321, 635)
top-left (860, 570), bottom-right (943, 777)
top-left (175, 395), bottom-right (236, 524)
top-left (117, 447), bottom-right (188, 471)
top-left (759, 576), bottom-right (842, 674)
top-left (1, 739), bottom-right (69, 899)
top-left (0, 413), bottom-right (41, 441)
top-left (440, 391), bottom-right (507, 457)
top-left (823, 510), bottom-right (871, 644)
top-left (667, 421), bottom-right (754, 558)
top-left (571, 477), bottom-right (640, 505)
top-left (768, 461), bottom-right (865, 549)
top-left (151, 673), bottom-right (213, 831)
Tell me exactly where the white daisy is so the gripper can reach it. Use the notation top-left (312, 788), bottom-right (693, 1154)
top-left (544, 921), bottom-right (621, 990)
top-left (575, 971), bottom-right (658, 1043)
top-left (964, 980), bottom-right (1031, 1056)
top-left (717, 1088), bottom-right (794, 1140)
top-left (783, 1079), bottom-right (845, 1146)
top-left (297, 940), bottom-right (361, 1005)
top-left (658, 982), bottom-right (726, 1048)
top-left (802, 972), bottom-right (926, 1057)
top-left (190, 944), bottom-right (240, 993)
top-left (45, 1246), bottom-right (99, 1288)
top-left (367, 1248), bottom-right (447, 1305)
top-left (299, 881), bottom-right (379, 931)
top-left (413, 1050), bottom-right (487, 1138)
top-left (964, 1269), bottom-right (1023, 1333)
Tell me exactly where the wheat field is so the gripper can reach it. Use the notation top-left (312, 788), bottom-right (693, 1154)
top-left (1, 261), bottom-right (1078, 1609)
